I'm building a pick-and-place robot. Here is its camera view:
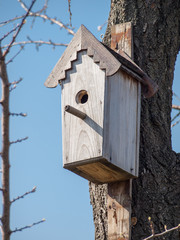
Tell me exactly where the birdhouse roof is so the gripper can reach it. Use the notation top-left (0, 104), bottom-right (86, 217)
top-left (45, 25), bottom-right (158, 98)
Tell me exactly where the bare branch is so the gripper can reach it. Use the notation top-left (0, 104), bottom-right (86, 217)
top-left (6, 46), bottom-right (24, 65)
top-left (6, 47), bottom-right (24, 65)
top-left (68, 0), bottom-right (72, 27)
top-left (10, 136), bottom-right (28, 145)
top-left (11, 186), bottom-right (36, 204)
top-left (18, 0), bottom-right (29, 12)
top-left (97, 21), bottom-right (108, 31)
top-left (18, 0), bottom-right (75, 35)
top-left (3, 0), bottom-right (37, 58)
top-left (143, 224), bottom-right (180, 240)
top-left (10, 78), bottom-right (23, 86)
top-left (8, 78), bottom-right (23, 91)
top-left (0, 15), bottom-right (26, 27)
top-left (9, 112), bottom-right (27, 117)
top-left (172, 104), bottom-right (180, 110)
top-left (2, 40), bottom-right (68, 49)
top-left (11, 219), bottom-right (45, 234)
top-left (0, 24), bottom-right (20, 42)
top-left (0, 1), bottom-right (47, 27)
top-left (171, 118), bottom-right (180, 128)
top-left (171, 111), bottom-right (180, 122)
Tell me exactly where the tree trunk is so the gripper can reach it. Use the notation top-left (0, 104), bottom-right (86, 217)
top-left (89, 1), bottom-right (180, 239)
top-left (0, 49), bottom-right (11, 240)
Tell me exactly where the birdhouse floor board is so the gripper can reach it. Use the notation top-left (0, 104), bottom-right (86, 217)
top-left (64, 159), bottom-right (135, 183)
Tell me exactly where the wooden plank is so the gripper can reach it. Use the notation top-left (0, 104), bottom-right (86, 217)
top-left (61, 51), bottom-right (105, 166)
top-left (107, 22), bottom-right (134, 240)
top-left (108, 181), bottom-right (132, 240)
top-left (103, 71), bottom-right (138, 177)
top-left (64, 158), bottom-right (136, 183)
top-left (111, 22), bottom-right (133, 59)
top-left (135, 82), bottom-right (141, 176)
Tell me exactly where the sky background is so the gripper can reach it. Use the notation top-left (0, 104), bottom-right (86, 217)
top-left (0, 1), bottom-right (179, 240)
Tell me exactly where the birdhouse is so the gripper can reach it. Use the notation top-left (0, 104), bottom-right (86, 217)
top-left (45, 25), bottom-right (157, 183)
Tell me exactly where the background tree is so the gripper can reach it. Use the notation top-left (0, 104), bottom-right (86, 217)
top-left (89, 1), bottom-right (180, 239)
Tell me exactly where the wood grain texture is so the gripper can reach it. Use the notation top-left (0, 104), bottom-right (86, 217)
top-left (106, 22), bottom-right (136, 240)
top-left (103, 71), bottom-right (139, 177)
top-left (61, 51), bottom-right (105, 165)
top-left (64, 158), bottom-right (134, 183)
top-left (45, 25), bottom-right (157, 99)
top-left (45, 25), bottom-right (120, 88)
top-left (108, 181), bottom-right (132, 240)
top-left (111, 22), bottom-right (133, 59)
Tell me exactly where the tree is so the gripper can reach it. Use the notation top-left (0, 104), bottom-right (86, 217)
top-left (1, 1), bottom-right (180, 240)
top-left (89, 1), bottom-right (180, 239)
top-left (0, 1), bottom-right (74, 240)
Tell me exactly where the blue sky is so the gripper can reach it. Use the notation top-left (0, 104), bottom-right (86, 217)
top-left (0, 1), bottom-right (179, 240)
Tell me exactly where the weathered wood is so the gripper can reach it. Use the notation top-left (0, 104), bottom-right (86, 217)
top-left (111, 22), bottom-right (133, 59)
top-left (45, 25), bottom-right (158, 99)
top-left (103, 71), bottom-right (140, 177)
top-left (108, 181), bottom-right (132, 240)
top-left (61, 51), bottom-right (105, 165)
top-left (45, 25), bottom-right (121, 87)
top-left (64, 158), bottom-right (135, 183)
top-left (65, 105), bottom-right (87, 120)
top-left (61, 49), bottom-right (140, 183)
top-left (106, 22), bottom-right (135, 240)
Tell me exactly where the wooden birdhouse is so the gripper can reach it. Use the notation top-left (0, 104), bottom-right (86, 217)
top-left (45, 25), bottom-right (157, 183)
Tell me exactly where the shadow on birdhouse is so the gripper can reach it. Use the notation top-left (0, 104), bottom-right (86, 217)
top-left (45, 25), bottom-right (158, 183)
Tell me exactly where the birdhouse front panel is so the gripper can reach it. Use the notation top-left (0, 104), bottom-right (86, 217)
top-left (61, 50), bottom-right (105, 167)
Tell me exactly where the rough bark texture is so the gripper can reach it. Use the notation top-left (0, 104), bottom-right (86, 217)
top-left (89, 1), bottom-right (180, 239)
top-left (0, 49), bottom-right (11, 240)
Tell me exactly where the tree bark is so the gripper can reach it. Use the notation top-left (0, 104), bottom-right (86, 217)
top-left (0, 49), bottom-right (11, 240)
top-left (89, 1), bottom-right (180, 239)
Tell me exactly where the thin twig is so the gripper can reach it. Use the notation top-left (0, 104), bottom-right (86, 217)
top-left (0, 24), bottom-right (20, 42)
top-left (9, 112), bottom-right (27, 117)
top-left (143, 224), bottom-right (180, 240)
top-left (10, 78), bottom-right (23, 86)
top-left (10, 136), bottom-right (28, 145)
top-left (2, 40), bottom-right (68, 49)
top-left (97, 21), bottom-right (108, 31)
top-left (18, 0), bottom-right (75, 35)
top-left (11, 219), bottom-right (45, 234)
top-left (0, 15), bottom-right (26, 27)
top-left (68, 0), bottom-right (72, 27)
top-left (9, 78), bottom-right (23, 91)
top-left (11, 186), bottom-right (36, 204)
top-left (171, 118), bottom-right (180, 128)
top-left (171, 111), bottom-right (180, 122)
top-left (3, 0), bottom-right (37, 58)
top-left (0, 1), bottom-right (47, 27)
top-left (9, 85), bottom-right (17, 92)
top-left (172, 104), bottom-right (180, 110)
top-left (6, 47), bottom-right (24, 65)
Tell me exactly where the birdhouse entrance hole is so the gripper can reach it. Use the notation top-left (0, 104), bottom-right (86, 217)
top-left (76, 90), bottom-right (88, 104)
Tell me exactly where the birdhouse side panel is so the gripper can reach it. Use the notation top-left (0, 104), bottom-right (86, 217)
top-left (103, 70), bottom-right (140, 177)
top-left (61, 51), bottom-right (105, 166)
